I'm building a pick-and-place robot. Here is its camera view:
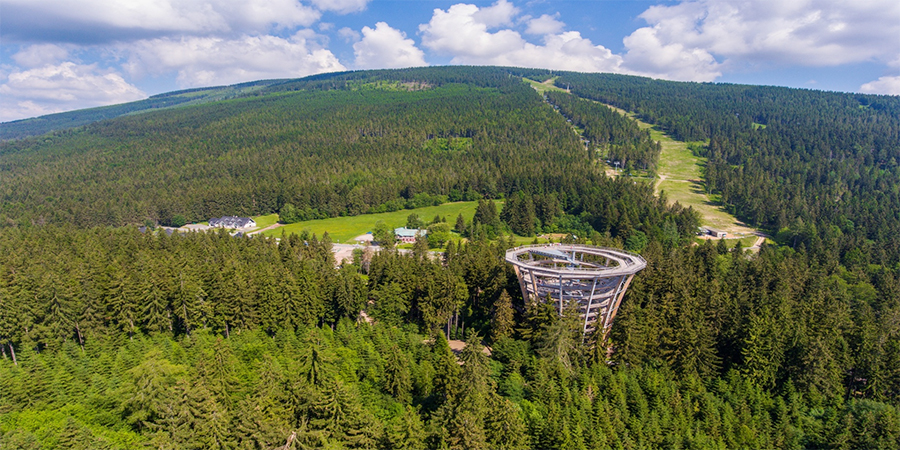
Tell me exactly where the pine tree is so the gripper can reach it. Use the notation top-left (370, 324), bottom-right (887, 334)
top-left (485, 395), bottom-right (530, 450)
top-left (328, 265), bottom-right (367, 323)
top-left (384, 406), bottom-right (426, 450)
top-left (299, 328), bottom-right (334, 387)
top-left (383, 344), bottom-right (412, 403)
top-left (455, 214), bottom-right (467, 234)
top-left (491, 291), bottom-right (516, 342)
top-left (536, 299), bottom-right (583, 373)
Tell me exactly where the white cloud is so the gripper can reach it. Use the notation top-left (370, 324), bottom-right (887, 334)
top-left (621, 0), bottom-right (900, 81)
top-left (353, 22), bottom-right (427, 69)
top-left (471, 0), bottom-right (519, 28)
top-left (2, 0), bottom-right (322, 42)
top-left (525, 14), bottom-right (564, 35)
top-left (420, 3), bottom-right (524, 59)
top-left (11, 44), bottom-right (71, 68)
top-left (497, 32), bottom-right (624, 72)
top-left (622, 27), bottom-right (722, 82)
top-left (124, 33), bottom-right (346, 87)
top-left (420, 2), bottom-right (621, 72)
top-left (0, 62), bottom-right (145, 122)
top-left (309, 0), bottom-right (370, 14)
top-left (860, 75), bottom-right (900, 95)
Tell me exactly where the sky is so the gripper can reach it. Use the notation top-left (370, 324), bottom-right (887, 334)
top-left (1, 0), bottom-right (899, 122)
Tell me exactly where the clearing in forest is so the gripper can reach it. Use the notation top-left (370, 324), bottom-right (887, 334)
top-left (526, 77), bottom-right (756, 236)
top-left (523, 77), bottom-right (568, 94)
top-left (582, 95), bottom-right (756, 235)
top-left (259, 201), bottom-right (483, 242)
top-left (637, 117), bottom-right (756, 235)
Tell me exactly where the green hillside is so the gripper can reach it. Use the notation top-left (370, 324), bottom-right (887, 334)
top-left (0, 67), bottom-right (697, 248)
top-left (0, 80), bottom-right (280, 141)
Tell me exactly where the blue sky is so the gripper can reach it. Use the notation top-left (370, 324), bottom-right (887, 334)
top-left (1, 0), bottom-right (898, 122)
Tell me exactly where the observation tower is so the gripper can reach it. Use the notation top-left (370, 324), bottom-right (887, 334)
top-left (505, 244), bottom-right (646, 339)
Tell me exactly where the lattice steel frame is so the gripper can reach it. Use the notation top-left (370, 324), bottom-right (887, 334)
top-left (505, 244), bottom-right (646, 339)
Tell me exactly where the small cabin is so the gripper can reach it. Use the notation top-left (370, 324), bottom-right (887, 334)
top-left (705, 227), bottom-right (727, 238)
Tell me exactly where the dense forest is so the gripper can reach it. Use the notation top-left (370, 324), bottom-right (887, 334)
top-left (1, 226), bottom-right (898, 448)
top-left (1, 68), bottom-right (595, 228)
top-left (2, 67), bottom-right (899, 448)
top-left (544, 91), bottom-right (660, 174)
top-left (0, 80), bottom-right (282, 141)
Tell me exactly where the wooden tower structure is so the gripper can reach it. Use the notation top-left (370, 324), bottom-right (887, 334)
top-left (505, 244), bottom-right (646, 340)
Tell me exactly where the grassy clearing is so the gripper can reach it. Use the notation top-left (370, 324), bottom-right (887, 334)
top-left (695, 235), bottom-right (764, 248)
top-left (523, 77), bottom-right (567, 94)
top-left (604, 107), bottom-right (757, 235)
top-left (251, 214), bottom-right (279, 230)
top-left (261, 201), bottom-right (487, 242)
top-left (521, 80), bottom-right (755, 235)
top-left (654, 134), bottom-right (755, 234)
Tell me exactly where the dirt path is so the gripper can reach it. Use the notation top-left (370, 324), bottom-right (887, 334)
top-left (248, 223), bottom-right (284, 235)
top-left (654, 173), bottom-right (668, 193)
top-left (628, 110), bottom-right (757, 236)
top-left (746, 236), bottom-right (767, 253)
top-left (447, 339), bottom-right (492, 358)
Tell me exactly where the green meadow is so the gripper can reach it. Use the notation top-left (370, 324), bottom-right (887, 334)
top-left (523, 77), bottom-right (568, 94)
top-left (600, 104), bottom-right (757, 235)
top-left (250, 213), bottom-right (279, 230)
top-left (259, 201), bottom-right (487, 242)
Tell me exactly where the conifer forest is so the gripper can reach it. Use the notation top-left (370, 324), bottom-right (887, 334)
top-left (1, 67), bottom-right (898, 449)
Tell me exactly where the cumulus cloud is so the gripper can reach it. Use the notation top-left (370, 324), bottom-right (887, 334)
top-left (420, 2), bottom-right (621, 72)
top-left (0, 62), bottom-right (146, 122)
top-left (471, 0), bottom-right (519, 28)
top-left (420, 3), bottom-right (524, 59)
top-left (623, 27), bottom-right (722, 81)
top-left (124, 33), bottom-right (346, 87)
top-left (498, 32), bottom-right (623, 72)
top-left (353, 22), bottom-right (427, 69)
top-left (860, 75), bottom-right (900, 95)
top-left (621, 0), bottom-right (900, 81)
top-left (525, 14), bottom-right (564, 35)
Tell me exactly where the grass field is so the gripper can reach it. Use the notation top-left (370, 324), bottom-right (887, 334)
top-left (251, 214), bottom-right (279, 230)
top-left (527, 75), bottom-right (755, 235)
top-left (523, 77), bottom-right (568, 94)
top-left (259, 201), bottom-right (488, 242)
top-left (598, 105), bottom-right (757, 235)
top-left (652, 129), bottom-right (755, 234)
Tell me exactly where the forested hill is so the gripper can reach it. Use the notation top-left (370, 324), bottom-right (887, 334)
top-left (548, 71), bottom-right (900, 266)
top-left (0, 67), bottom-right (697, 245)
top-left (0, 80), bottom-right (281, 141)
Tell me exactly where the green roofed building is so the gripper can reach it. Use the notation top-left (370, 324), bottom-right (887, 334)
top-left (394, 227), bottom-right (426, 244)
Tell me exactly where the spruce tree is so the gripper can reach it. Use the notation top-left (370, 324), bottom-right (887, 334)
top-left (491, 291), bottom-right (516, 343)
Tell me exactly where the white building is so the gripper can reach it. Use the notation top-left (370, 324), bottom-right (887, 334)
top-left (209, 216), bottom-right (256, 229)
